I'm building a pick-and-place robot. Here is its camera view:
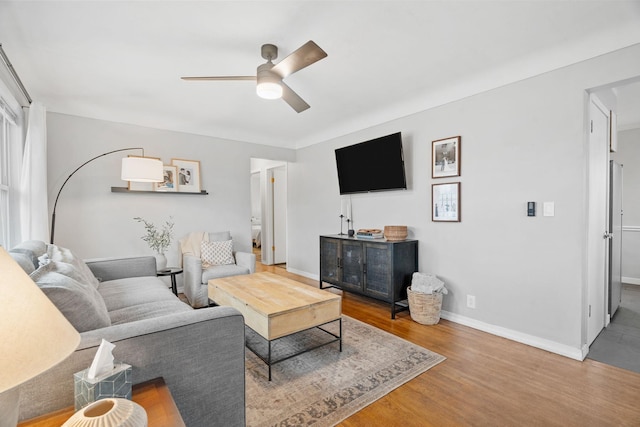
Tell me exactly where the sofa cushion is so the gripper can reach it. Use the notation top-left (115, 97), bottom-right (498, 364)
top-left (108, 300), bottom-right (192, 325)
top-left (47, 244), bottom-right (100, 289)
top-left (202, 264), bottom-right (250, 282)
top-left (201, 240), bottom-right (235, 268)
top-left (98, 276), bottom-right (177, 312)
top-left (30, 266), bottom-right (111, 332)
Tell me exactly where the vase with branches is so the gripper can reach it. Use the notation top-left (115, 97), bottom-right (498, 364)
top-left (134, 216), bottom-right (174, 270)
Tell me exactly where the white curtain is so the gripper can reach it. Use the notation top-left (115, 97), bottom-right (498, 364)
top-left (19, 101), bottom-right (48, 242)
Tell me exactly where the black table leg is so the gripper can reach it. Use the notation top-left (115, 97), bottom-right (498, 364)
top-left (170, 273), bottom-right (177, 295)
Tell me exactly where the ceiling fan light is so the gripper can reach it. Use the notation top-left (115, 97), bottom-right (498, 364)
top-left (256, 81), bottom-right (283, 99)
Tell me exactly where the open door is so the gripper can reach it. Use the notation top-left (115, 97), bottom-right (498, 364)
top-left (587, 95), bottom-right (609, 345)
top-left (609, 161), bottom-right (623, 318)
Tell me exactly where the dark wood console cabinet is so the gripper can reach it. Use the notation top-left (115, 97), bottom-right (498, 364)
top-left (319, 235), bottom-right (418, 318)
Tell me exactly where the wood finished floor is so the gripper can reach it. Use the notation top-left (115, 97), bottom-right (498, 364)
top-left (255, 262), bottom-right (640, 426)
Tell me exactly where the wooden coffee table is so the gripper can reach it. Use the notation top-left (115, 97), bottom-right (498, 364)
top-left (208, 272), bottom-right (342, 380)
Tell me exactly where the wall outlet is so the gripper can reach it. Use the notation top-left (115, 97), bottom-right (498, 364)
top-left (467, 295), bottom-right (476, 309)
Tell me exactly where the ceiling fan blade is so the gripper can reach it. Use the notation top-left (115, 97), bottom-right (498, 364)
top-left (281, 81), bottom-right (310, 113)
top-left (181, 76), bottom-right (256, 81)
top-left (271, 40), bottom-right (327, 79)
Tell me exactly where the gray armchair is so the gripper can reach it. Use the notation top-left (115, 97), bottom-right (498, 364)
top-left (182, 231), bottom-right (256, 308)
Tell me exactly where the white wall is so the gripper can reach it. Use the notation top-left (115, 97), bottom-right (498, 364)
top-left (47, 113), bottom-right (295, 268)
top-left (288, 43), bottom-right (640, 358)
top-left (612, 128), bottom-right (640, 284)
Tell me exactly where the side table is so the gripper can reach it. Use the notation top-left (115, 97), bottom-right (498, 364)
top-left (157, 267), bottom-right (183, 295)
top-left (18, 378), bottom-right (185, 427)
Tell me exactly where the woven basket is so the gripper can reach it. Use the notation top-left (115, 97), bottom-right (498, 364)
top-left (384, 225), bottom-right (408, 241)
top-left (407, 286), bottom-right (443, 325)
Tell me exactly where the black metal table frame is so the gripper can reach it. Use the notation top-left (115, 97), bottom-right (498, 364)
top-left (321, 282), bottom-right (410, 319)
top-left (156, 268), bottom-right (183, 295)
top-left (245, 317), bottom-right (342, 381)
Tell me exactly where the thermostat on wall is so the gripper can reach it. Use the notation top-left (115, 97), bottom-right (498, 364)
top-left (527, 202), bottom-right (536, 217)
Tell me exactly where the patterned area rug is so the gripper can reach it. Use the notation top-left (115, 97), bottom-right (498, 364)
top-left (245, 315), bottom-right (445, 426)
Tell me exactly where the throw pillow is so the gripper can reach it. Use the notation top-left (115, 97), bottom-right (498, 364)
top-left (47, 244), bottom-right (100, 289)
top-left (29, 267), bottom-right (111, 332)
top-left (201, 240), bottom-right (235, 268)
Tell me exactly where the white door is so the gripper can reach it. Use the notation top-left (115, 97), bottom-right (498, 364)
top-left (587, 96), bottom-right (610, 345)
top-left (272, 166), bottom-right (287, 264)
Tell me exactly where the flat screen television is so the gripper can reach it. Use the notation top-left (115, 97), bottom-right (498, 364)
top-left (335, 132), bottom-right (407, 195)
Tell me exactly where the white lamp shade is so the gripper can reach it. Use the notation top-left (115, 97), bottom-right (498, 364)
top-left (256, 81), bottom-right (283, 100)
top-left (121, 157), bottom-right (163, 182)
top-left (0, 248), bottom-right (81, 393)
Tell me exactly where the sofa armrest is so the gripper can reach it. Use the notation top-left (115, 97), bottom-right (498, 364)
top-left (235, 251), bottom-right (256, 273)
top-left (18, 306), bottom-right (246, 427)
top-left (85, 256), bottom-right (157, 281)
top-left (183, 254), bottom-right (205, 306)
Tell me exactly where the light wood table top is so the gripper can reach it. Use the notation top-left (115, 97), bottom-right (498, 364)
top-left (18, 378), bottom-right (185, 427)
top-left (209, 272), bottom-right (342, 340)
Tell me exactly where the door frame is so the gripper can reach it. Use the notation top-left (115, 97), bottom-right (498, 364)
top-left (609, 160), bottom-right (623, 318)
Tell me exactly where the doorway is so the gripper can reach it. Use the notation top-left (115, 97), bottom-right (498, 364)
top-left (250, 158), bottom-right (287, 266)
top-left (586, 78), bottom-right (640, 366)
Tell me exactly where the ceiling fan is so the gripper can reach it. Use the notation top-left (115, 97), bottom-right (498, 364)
top-left (181, 40), bottom-right (327, 113)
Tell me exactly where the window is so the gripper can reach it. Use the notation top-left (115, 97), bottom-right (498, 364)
top-left (0, 97), bottom-right (19, 248)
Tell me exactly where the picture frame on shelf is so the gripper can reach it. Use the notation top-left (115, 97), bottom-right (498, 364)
top-left (432, 182), bottom-right (460, 222)
top-left (155, 165), bottom-right (178, 192)
top-left (432, 136), bottom-right (461, 178)
top-left (127, 155), bottom-right (159, 191)
top-left (171, 158), bottom-right (201, 193)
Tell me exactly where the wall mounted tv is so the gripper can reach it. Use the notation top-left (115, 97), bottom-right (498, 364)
top-left (335, 132), bottom-right (407, 195)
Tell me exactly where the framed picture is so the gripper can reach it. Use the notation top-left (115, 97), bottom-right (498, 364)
top-left (432, 136), bottom-right (461, 178)
top-left (127, 155), bottom-right (159, 191)
top-left (432, 182), bottom-right (460, 222)
top-left (155, 165), bottom-right (178, 192)
top-left (171, 158), bottom-right (201, 193)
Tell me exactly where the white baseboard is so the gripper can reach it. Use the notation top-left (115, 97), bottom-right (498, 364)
top-left (287, 267), bottom-right (319, 281)
top-left (622, 276), bottom-right (640, 286)
top-left (289, 268), bottom-right (584, 360)
top-left (440, 310), bottom-right (585, 361)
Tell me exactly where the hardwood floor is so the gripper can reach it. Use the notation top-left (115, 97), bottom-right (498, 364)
top-left (255, 263), bottom-right (640, 426)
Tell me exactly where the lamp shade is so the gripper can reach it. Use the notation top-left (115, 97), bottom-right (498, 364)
top-left (256, 81), bottom-right (283, 100)
top-left (256, 63), bottom-right (283, 100)
top-left (0, 247), bottom-right (81, 393)
top-left (121, 157), bottom-right (163, 182)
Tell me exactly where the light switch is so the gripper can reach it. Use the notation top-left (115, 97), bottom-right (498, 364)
top-left (543, 202), bottom-right (555, 217)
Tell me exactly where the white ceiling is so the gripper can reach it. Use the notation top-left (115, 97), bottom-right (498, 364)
top-left (1, 1), bottom-right (640, 149)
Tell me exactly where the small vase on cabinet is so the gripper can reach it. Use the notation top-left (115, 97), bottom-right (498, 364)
top-left (155, 253), bottom-right (167, 271)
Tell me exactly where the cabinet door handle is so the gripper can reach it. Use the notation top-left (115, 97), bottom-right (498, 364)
top-left (363, 263), bottom-right (366, 274)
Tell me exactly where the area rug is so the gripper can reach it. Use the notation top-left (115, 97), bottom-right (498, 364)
top-left (245, 315), bottom-right (445, 426)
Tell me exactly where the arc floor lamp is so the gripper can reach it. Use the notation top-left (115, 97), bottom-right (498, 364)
top-left (50, 147), bottom-right (163, 244)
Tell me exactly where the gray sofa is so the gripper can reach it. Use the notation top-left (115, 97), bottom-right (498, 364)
top-left (9, 241), bottom-right (246, 426)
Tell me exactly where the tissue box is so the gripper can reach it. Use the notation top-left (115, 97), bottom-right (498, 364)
top-left (73, 363), bottom-right (132, 410)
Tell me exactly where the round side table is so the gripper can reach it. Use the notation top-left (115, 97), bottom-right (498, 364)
top-left (157, 267), bottom-right (183, 295)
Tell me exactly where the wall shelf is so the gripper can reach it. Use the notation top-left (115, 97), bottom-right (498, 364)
top-left (111, 187), bottom-right (209, 195)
